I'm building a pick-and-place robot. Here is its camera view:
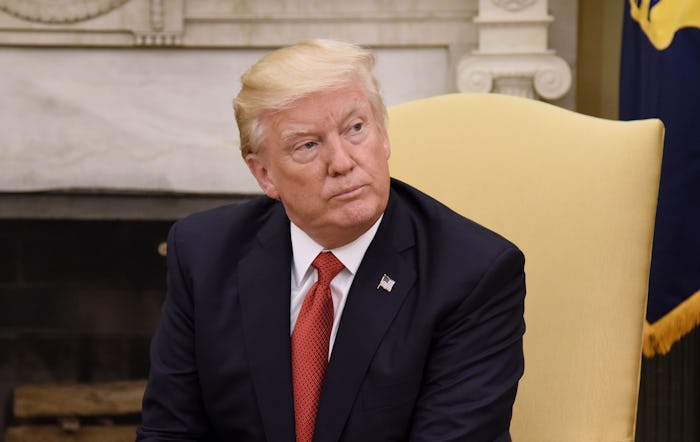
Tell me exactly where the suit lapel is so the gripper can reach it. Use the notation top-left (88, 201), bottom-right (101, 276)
top-left (237, 202), bottom-right (295, 442)
top-left (314, 192), bottom-right (417, 442)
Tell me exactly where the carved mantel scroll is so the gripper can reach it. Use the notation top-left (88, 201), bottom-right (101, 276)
top-left (457, 0), bottom-right (571, 100)
top-left (458, 53), bottom-right (571, 100)
top-left (0, 0), bottom-right (185, 47)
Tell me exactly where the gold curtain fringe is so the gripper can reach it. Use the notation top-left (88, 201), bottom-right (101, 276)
top-left (643, 289), bottom-right (700, 357)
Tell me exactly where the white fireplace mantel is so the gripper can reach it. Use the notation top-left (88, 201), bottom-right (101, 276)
top-left (0, 0), bottom-right (576, 194)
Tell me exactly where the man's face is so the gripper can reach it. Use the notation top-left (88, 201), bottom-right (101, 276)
top-left (245, 83), bottom-right (391, 248)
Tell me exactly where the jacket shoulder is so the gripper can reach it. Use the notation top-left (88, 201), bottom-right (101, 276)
top-left (175, 195), bottom-right (275, 236)
top-left (168, 195), bottom-right (285, 269)
top-left (390, 178), bottom-right (520, 258)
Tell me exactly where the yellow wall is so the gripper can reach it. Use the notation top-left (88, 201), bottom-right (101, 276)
top-left (577, 0), bottom-right (624, 119)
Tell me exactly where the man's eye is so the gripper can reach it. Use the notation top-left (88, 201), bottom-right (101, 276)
top-left (291, 140), bottom-right (318, 163)
top-left (352, 122), bottom-right (363, 132)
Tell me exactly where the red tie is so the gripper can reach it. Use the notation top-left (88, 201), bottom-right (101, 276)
top-left (291, 251), bottom-right (344, 442)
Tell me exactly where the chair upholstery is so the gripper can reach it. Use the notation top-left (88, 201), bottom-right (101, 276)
top-left (387, 93), bottom-right (663, 442)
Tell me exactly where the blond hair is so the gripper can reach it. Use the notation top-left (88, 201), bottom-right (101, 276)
top-left (233, 39), bottom-right (387, 158)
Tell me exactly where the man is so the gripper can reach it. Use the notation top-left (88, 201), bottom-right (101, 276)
top-left (137, 39), bottom-right (525, 442)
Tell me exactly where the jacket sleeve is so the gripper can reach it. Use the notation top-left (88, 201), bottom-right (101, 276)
top-left (409, 246), bottom-right (526, 442)
top-left (136, 223), bottom-right (210, 441)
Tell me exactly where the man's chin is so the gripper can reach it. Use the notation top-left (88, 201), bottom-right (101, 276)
top-left (334, 205), bottom-right (383, 230)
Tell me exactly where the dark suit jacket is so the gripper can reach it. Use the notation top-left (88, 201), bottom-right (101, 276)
top-left (137, 178), bottom-right (525, 442)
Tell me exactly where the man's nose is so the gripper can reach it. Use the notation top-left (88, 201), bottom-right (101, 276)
top-left (325, 134), bottom-right (355, 175)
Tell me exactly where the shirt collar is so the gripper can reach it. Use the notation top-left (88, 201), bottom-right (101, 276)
top-left (290, 215), bottom-right (383, 284)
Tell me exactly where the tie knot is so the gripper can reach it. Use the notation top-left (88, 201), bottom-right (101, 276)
top-left (312, 252), bottom-right (344, 285)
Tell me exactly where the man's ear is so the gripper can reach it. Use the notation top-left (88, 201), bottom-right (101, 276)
top-left (382, 132), bottom-right (391, 159)
top-left (245, 153), bottom-right (280, 199)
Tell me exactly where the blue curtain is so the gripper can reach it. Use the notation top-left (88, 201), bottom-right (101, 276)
top-left (619, 0), bottom-right (700, 324)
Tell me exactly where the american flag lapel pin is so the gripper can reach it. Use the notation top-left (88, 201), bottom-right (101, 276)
top-left (377, 274), bottom-right (395, 292)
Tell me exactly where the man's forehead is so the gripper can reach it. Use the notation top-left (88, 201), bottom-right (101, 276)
top-left (278, 99), bottom-right (371, 136)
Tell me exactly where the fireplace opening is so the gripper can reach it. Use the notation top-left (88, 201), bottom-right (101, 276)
top-left (0, 191), bottom-right (252, 438)
top-left (0, 218), bottom-right (169, 431)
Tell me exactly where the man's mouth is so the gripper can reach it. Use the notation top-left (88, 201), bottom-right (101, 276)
top-left (332, 184), bottom-right (366, 200)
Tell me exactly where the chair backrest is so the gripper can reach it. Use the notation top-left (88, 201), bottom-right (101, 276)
top-left (387, 93), bottom-right (663, 442)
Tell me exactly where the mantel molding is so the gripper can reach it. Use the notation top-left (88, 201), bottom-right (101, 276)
top-left (0, 0), bottom-right (476, 48)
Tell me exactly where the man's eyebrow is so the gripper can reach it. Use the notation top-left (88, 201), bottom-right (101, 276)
top-left (340, 102), bottom-right (367, 122)
top-left (280, 127), bottom-right (315, 142)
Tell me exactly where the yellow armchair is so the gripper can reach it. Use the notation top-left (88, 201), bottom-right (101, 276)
top-left (388, 93), bottom-right (663, 442)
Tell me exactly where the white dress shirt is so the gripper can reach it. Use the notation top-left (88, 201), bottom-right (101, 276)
top-left (290, 216), bottom-right (383, 357)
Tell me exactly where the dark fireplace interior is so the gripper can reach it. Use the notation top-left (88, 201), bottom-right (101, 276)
top-left (0, 192), bottom-right (248, 438)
